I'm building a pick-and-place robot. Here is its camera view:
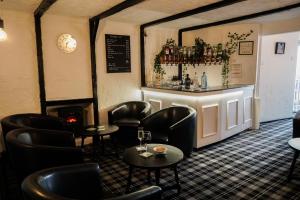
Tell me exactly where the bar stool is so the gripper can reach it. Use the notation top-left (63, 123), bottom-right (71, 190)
top-left (288, 138), bottom-right (300, 181)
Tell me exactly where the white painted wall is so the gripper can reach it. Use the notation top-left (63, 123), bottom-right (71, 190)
top-left (262, 16), bottom-right (300, 36)
top-left (258, 32), bottom-right (299, 122)
top-left (42, 14), bottom-right (93, 100)
top-left (0, 10), bottom-right (40, 118)
top-left (0, 10), bottom-right (40, 152)
top-left (96, 20), bottom-right (141, 123)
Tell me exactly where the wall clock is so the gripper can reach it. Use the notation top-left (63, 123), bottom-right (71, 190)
top-left (57, 34), bottom-right (77, 53)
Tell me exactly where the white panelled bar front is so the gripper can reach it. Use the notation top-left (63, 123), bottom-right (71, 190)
top-left (142, 85), bottom-right (254, 148)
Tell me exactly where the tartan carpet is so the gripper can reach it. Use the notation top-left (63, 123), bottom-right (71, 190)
top-left (99, 119), bottom-right (300, 200)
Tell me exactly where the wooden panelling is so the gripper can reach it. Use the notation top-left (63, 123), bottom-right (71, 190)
top-left (227, 99), bottom-right (239, 130)
top-left (202, 104), bottom-right (219, 138)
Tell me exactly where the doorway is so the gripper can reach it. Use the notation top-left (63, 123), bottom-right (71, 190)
top-left (293, 42), bottom-right (300, 112)
top-left (259, 32), bottom-right (299, 122)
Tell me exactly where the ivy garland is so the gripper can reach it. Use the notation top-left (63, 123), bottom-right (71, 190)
top-left (222, 30), bottom-right (253, 85)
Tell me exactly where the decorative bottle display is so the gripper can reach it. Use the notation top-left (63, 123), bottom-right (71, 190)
top-left (201, 72), bottom-right (208, 89)
top-left (185, 74), bottom-right (191, 89)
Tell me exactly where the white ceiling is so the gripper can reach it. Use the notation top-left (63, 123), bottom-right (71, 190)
top-left (109, 0), bottom-right (300, 28)
top-left (1, 0), bottom-right (300, 28)
top-left (1, 0), bottom-right (41, 12)
top-left (47, 0), bottom-right (125, 17)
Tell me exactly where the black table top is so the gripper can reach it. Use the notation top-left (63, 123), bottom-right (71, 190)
top-left (123, 144), bottom-right (184, 169)
top-left (82, 124), bottom-right (119, 136)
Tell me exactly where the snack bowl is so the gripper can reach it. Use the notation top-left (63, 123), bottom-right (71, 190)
top-left (153, 145), bottom-right (168, 155)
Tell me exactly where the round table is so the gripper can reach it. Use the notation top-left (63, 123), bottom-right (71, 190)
top-left (81, 124), bottom-right (119, 157)
top-left (123, 144), bottom-right (184, 193)
top-left (288, 138), bottom-right (300, 181)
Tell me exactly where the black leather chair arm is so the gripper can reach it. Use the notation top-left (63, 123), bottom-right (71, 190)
top-left (108, 105), bottom-right (128, 124)
top-left (169, 112), bottom-right (196, 131)
top-left (139, 103), bottom-right (151, 119)
top-left (140, 111), bottom-right (168, 129)
top-left (106, 186), bottom-right (162, 200)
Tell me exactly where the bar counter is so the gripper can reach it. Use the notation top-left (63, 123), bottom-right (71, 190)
top-left (142, 84), bottom-right (254, 148)
top-left (143, 84), bottom-right (252, 95)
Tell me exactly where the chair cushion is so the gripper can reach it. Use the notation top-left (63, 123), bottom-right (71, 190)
top-left (114, 118), bottom-right (140, 127)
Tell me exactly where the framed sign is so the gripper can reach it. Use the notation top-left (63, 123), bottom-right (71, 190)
top-left (275, 42), bottom-right (285, 54)
top-left (105, 34), bottom-right (131, 73)
top-left (238, 41), bottom-right (254, 55)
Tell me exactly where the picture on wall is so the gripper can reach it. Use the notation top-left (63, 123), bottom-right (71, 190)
top-left (275, 42), bottom-right (285, 54)
top-left (238, 41), bottom-right (254, 55)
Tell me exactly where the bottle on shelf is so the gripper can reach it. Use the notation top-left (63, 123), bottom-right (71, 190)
top-left (169, 44), bottom-right (174, 65)
top-left (185, 74), bottom-right (191, 89)
top-left (165, 45), bottom-right (170, 64)
top-left (193, 72), bottom-right (199, 88)
top-left (201, 72), bottom-right (208, 89)
top-left (203, 45), bottom-right (207, 65)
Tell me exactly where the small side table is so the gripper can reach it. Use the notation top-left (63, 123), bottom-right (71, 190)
top-left (81, 124), bottom-right (119, 158)
top-left (123, 144), bottom-right (184, 194)
top-left (288, 138), bottom-right (300, 181)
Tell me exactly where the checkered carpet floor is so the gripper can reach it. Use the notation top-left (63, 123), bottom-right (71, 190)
top-left (99, 119), bottom-right (300, 200)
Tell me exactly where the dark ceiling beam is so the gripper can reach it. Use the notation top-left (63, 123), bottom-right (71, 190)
top-left (91, 0), bottom-right (146, 21)
top-left (34, 0), bottom-right (57, 17)
top-left (180, 2), bottom-right (300, 32)
top-left (141, 0), bottom-right (246, 28)
top-left (34, 0), bottom-right (57, 114)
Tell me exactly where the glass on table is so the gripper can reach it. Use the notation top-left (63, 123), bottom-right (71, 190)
top-left (142, 131), bottom-right (152, 152)
top-left (136, 127), bottom-right (145, 151)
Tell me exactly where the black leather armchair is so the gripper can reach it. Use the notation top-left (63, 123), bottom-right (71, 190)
top-left (293, 111), bottom-right (300, 138)
top-left (6, 128), bottom-right (83, 180)
top-left (108, 101), bottom-right (151, 146)
top-left (1, 113), bottom-right (66, 149)
top-left (22, 163), bottom-right (162, 200)
top-left (141, 106), bottom-right (196, 157)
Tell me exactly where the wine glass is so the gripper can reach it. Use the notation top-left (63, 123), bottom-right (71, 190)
top-left (137, 127), bottom-right (144, 150)
top-left (143, 131), bottom-right (152, 152)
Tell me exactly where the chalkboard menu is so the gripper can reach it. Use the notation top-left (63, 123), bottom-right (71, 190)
top-left (105, 34), bottom-right (131, 73)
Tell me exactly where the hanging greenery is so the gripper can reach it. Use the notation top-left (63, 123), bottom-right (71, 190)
top-left (222, 30), bottom-right (253, 86)
top-left (153, 39), bottom-right (176, 76)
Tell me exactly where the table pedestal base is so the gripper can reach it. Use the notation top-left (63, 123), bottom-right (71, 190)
top-left (125, 165), bottom-right (181, 194)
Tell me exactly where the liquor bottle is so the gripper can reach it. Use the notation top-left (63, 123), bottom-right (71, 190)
top-left (165, 45), bottom-right (170, 64)
top-left (170, 45), bottom-right (174, 65)
top-left (213, 46), bottom-right (218, 65)
top-left (207, 45), bottom-right (212, 65)
top-left (185, 74), bottom-right (191, 89)
top-left (201, 72), bottom-right (208, 89)
top-left (203, 45), bottom-right (207, 65)
top-left (174, 46), bottom-right (179, 64)
top-left (193, 72), bottom-right (199, 88)
top-left (179, 47), bottom-right (183, 64)
top-left (183, 46), bottom-right (187, 65)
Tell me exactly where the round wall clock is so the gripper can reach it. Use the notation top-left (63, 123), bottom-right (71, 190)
top-left (57, 34), bottom-right (77, 53)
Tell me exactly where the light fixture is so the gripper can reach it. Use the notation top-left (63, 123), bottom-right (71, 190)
top-left (57, 34), bottom-right (77, 53)
top-left (0, 17), bottom-right (7, 41)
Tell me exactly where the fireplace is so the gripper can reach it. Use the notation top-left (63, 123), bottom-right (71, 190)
top-left (57, 106), bottom-right (85, 136)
